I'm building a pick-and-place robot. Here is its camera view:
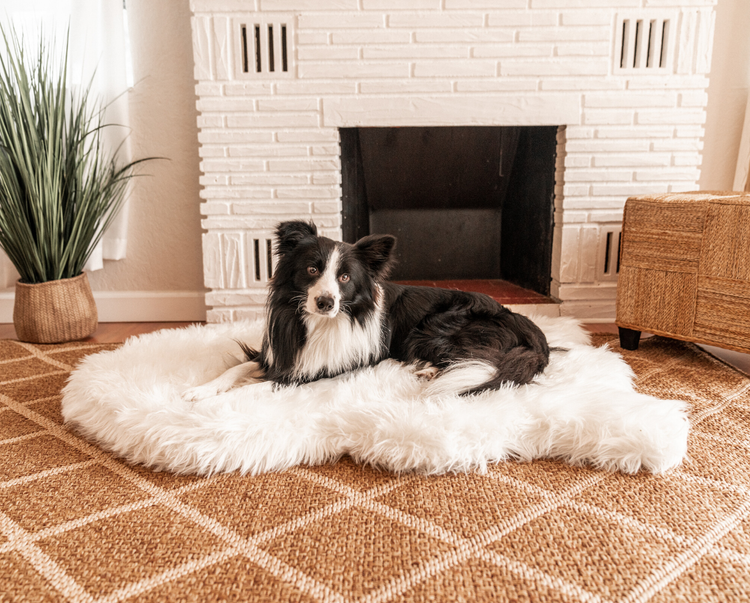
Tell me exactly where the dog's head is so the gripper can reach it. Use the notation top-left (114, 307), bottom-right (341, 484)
top-left (272, 221), bottom-right (395, 318)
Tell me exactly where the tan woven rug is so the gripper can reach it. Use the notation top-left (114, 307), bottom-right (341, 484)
top-left (1, 334), bottom-right (749, 602)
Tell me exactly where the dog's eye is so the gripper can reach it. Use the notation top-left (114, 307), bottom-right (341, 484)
top-left (307, 266), bottom-right (318, 276)
top-left (339, 273), bottom-right (350, 283)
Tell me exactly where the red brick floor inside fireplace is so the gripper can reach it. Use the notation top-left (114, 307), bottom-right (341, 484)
top-left (394, 279), bottom-right (556, 305)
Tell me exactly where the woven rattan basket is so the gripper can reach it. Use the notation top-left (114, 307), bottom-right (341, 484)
top-left (13, 273), bottom-right (98, 343)
top-left (616, 191), bottom-right (750, 353)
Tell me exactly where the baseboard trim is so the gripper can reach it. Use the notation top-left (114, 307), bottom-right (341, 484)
top-left (0, 290), bottom-right (207, 323)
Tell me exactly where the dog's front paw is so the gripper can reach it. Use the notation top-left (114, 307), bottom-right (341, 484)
top-left (414, 365), bottom-right (440, 381)
top-left (182, 383), bottom-right (226, 402)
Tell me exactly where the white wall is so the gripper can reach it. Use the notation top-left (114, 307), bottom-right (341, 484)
top-left (700, 0), bottom-right (750, 190)
top-left (85, 0), bottom-right (207, 320)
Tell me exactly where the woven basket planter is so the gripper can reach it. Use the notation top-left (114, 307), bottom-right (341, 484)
top-left (13, 273), bottom-right (98, 343)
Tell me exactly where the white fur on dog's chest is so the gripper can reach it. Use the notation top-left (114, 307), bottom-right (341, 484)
top-left (294, 308), bottom-right (384, 380)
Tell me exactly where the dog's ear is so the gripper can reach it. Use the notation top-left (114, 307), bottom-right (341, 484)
top-left (354, 234), bottom-right (396, 279)
top-left (275, 221), bottom-right (317, 256)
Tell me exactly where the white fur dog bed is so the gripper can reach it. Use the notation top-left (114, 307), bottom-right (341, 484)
top-left (61, 316), bottom-right (689, 476)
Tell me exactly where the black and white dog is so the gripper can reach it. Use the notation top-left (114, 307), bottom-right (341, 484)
top-left (185, 221), bottom-right (550, 400)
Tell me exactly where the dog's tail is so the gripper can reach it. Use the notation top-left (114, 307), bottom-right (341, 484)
top-left (422, 344), bottom-right (549, 397)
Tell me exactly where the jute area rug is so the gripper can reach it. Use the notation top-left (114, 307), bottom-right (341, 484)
top-left (0, 333), bottom-right (749, 602)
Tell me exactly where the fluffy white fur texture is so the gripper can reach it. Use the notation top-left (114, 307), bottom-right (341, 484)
top-left (61, 316), bottom-right (689, 476)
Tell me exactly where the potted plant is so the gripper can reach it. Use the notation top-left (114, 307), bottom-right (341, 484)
top-left (0, 26), bottom-right (150, 343)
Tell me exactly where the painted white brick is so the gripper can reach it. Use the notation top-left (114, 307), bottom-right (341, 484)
top-left (595, 126), bottom-right (674, 138)
top-left (197, 97), bottom-right (256, 112)
top-left (555, 42), bottom-right (609, 56)
top-left (564, 155), bottom-right (592, 167)
top-left (268, 159), bottom-right (339, 172)
top-left (276, 81), bottom-right (356, 95)
top-left (673, 153), bottom-right (702, 166)
top-left (455, 80), bottom-right (538, 92)
top-left (260, 0), bottom-right (356, 9)
top-left (257, 98), bottom-right (319, 112)
top-left (201, 202), bottom-right (231, 215)
top-left (472, 45), bottom-right (553, 58)
top-left (500, 60), bottom-right (608, 76)
top-left (541, 79), bottom-right (623, 91)
top-left (560, 10), bottom-right (612, 25)
top-left (277, 130), bottom-right (339, 143)
top-left (297, 31), bottom-right (329, 45)
top-left (447, 0), bottom-right (527, 8)
top-left (195, 83), bottom-right (223, 96)
top-left (199, 131), bottom-right (274, 145)
top-left (635, 168), bottom-right (701, 181)
top-left (224, 82), bottom-right (274, 96)
top-left (230, 174), bottom-right (309, 186)
top-left (518, 27), bottom-right (609, 42)
top-left (414, 61), bottom-right (497, 78)
top-left (228, 145), bottom-right (308, 157)
top-left (565, 169), bottom-right (633, 182)
top-left (200, 188), bottom-right (273, 199)
top-left (331, 30), bottom-right (410, 45)
top-left (299, 13), bottom-right (385, 29)
top-left (591, 183), bottom-right (669, 196)
top-left (389, 13), bottom-right (483, 28)
top-left (312, 201), bottom-right (343, 214)
top-left (197, 115), bottom-right (224, 128)
top-left (298, 46), bottom-right (360, 60)
top-left (593, 153), bottom-right (672, 167)
top-left (651, 139), bottom-right (703, 152)
top-left (583, 110), bottom-right (633, 126)
top-left (193, 0), bottom-right (259, 10)
top-left (299, 62), bottom-right (409, 79)
top-left (363, 46), bottom-right (468, 59)
top-left (199, 146), bottom-right (227, 158)
top-left (233, 201), bottom-right (312, 214)
top-left (566, 139), bottom-right (650, 153)
top-left (226, 114), bottom-right (319, 128)
top-left (415, 30), bottom-right (514, 43)
top-left (360, 80), bottom-right (453, 94)
top-left (311, 145), bottom-right (339, 156)
top-left (680, 91), bottom-right (709, 107)
top-left (276, 187), bottom-right (338, 199)
top-left (636, 109), bottom-right (706, 125)
top-left (191, 0), bottom-right (714, 322)
top-left (312, 173), bottom-right (341, 185)
top-left (201, 159), bottom-right (265, 172)
top-left (585, 92), bottom-right (677, 108)
top-left (562, 184), bottom-right (590, 197)
top-left (532, 0), bottom-right (639, 6)
top-left (485, 11), bottom-right (558, 27)
top-left (364, 0), bottom-right (438, 8)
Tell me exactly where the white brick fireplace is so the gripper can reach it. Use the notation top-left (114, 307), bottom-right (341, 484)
top-left (189, 0), bottom-right (716, 323)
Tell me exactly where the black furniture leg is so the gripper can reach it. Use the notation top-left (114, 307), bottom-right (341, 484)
top-left (618, 327), bottom-right (642, 351)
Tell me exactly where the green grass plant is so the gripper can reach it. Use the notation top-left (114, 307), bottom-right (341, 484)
top-left (0, 25), bottom-right (150, 284)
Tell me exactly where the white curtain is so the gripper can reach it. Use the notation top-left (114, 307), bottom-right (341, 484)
top-left (1, 0), bottom-right (133, 275)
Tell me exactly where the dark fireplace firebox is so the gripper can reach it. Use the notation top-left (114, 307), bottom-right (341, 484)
top-left (340, 126), bottom-right (557, 296)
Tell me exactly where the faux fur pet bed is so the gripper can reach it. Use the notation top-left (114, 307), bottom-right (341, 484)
top-left (61, 316), bottom-right (689, 476)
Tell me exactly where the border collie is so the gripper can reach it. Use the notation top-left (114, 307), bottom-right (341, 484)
top-left (185, 221), bottom-right (550, 400)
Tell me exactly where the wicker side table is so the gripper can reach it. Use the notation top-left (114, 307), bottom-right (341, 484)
top-left (616, 191), bottom-right (750, 353)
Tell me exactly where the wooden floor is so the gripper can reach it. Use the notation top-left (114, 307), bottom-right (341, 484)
top-left (0, 320), bottom-right (614, 344)
top-left (0, 322), bottom-right (202, 344)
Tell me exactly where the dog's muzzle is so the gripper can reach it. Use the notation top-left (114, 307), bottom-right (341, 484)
top-left (315, 295), bottom-right (335, 314)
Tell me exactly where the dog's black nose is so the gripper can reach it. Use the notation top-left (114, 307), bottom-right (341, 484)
top-left (316, 295), bottom-right (334, 312)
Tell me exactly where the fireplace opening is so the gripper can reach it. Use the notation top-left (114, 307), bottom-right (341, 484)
top-left (340, 126), bottom-right (557, 297)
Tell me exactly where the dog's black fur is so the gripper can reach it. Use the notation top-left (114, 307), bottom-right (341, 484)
top-left (243, 221), bottom-right (550, 394)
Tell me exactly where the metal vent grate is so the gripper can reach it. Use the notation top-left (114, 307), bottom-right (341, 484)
top-left (615, 14), bottom-right (674, 74)
top-left (598, 226), bottom-right (622, 281)
top-left (235, 18), bottom-right (292, 78)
